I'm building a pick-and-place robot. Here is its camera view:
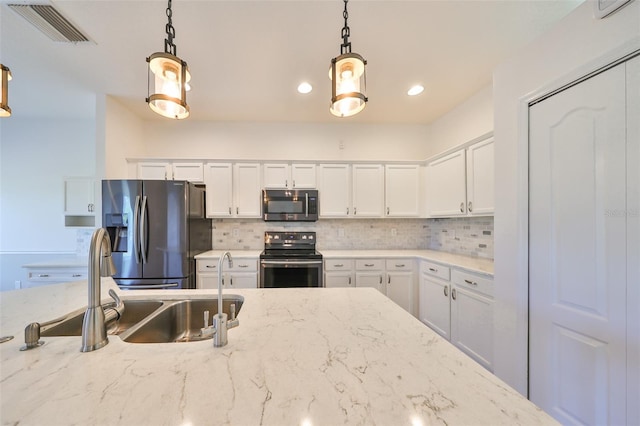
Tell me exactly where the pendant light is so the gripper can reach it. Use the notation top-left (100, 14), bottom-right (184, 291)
top-left (329, 0), bottom-right (368, 118)
top-left (146, 0), bottom-right (190, 119)
top-left (0, 64), bottom-right (12, 118)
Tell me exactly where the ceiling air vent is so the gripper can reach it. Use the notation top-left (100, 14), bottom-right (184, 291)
top-left (8, 4), bottom-right (90, 43)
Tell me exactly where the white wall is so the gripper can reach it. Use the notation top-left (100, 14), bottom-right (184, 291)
top-left (0, 116), bottom-right (96, 290)
top-left (492, 0), bottom-right (640, 395)
top-left (104, 96), bottom-right (145, 179)
top-left (140, 121), bottom-right (430, 161)
top-left (425, 85), bottom-right (493, 158)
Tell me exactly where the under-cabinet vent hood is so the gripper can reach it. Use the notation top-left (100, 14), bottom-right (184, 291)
top-left (8, 4), bottom-right (91, 43)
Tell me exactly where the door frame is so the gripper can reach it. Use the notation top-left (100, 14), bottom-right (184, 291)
top-left (514, 41), bottom-right (640, 399)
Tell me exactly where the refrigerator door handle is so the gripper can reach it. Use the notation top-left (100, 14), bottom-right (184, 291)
top-left (140, 195), bottom-right (148, 264)
top-left (133, 195), bottom-right (141, 264)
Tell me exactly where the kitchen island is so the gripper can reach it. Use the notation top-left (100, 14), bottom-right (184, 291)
top-left (0, 279), bottom-right (555, 425)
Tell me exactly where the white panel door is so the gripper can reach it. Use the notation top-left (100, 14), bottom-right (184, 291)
top-left (450, 286), bottom-right (493, 371)
top-left (263, 163), bottom-right (289, 188)
top-left (138, 162), bottom-right (170, 180)
top-left (529, 63), bottom-right (627, 425)
top-left (172, 163), bottom-right (204, 183)
top-left (427, 150), bottom-right (467, 216)
top-left (466, 138), bottom-right (494, 215)
top-left (205, 163), bottom-right (233, 217)
top-left (355, 272), bottom-right (385, 294)
top-left (626, 55), bottom-right (640, 426)
top-left (385, 164), bottom-right (420, 217)
top-left (318, 164), bottom-right (351, 217)
top-left (291, 164), bottom-right (316, 188)
top-left (352, 164), bottom-right (384, 217)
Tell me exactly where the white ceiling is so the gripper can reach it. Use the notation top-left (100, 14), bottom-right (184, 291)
top-left (0, 0), bottom-right (583, 124)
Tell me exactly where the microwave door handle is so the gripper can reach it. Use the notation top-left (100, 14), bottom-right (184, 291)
top-left (305, 192), bottom-right (309, 218)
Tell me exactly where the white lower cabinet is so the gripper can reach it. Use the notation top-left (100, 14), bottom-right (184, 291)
top-left (196, 257), bottom-right (258, 289)
top-left (355, 258), bottom-right (386, 293)
top-left (324, 258), bottom-right (354, 288)
top-left (419, 261), bottom-right (494, 371)
top-left (23, 267), bottom-right (87, 288)
top-left (385, 259), bottom-right (414, 315)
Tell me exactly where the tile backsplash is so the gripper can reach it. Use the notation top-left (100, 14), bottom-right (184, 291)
top-left (211, 216), bottom-right (493, 259)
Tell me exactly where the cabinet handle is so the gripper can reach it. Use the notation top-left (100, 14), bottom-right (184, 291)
top-left (460, 202), bottom-right (464, 213)
top-left (468, 201), bottom-right (473, 212)
top-left (388, 276), bottom-right (391, 284)
top-left (292, 180), bottom-right (296, 188)
top-left (387, 207), bottom-right (390, 215)
top-left (364, 263), bottom-right (374, 267)
top-left (334, 264), bottom-right (344, 267)
top-left (429, 267), bottom-right (437, 272)
top-left (230, 277), bottom-right (233, 286)
top-left (452, 288), bottom-right (457, 300)
top-left (164, 171), bottom-right (168, 180)
top-left (464, 279), bottom-right (478, 286)
top-left (205, 265), bottom-right (216, 269)
top-left (379, 275), bottom-right (382, 284)
top-left (347, 207), bottom-right (349, 215)
top-left (285, 179), bottom-right (288, 188)
top-left (236, 207), bottom-right (239, 215)
top-left (72, 274), bottom-right (82, 277)
top-left (354, 207), bottom-right (357, 215)
top-left (238, 264), bottom-right (248, 268)
top-left (395, 264), bottom-right (405, 268)
top-left (348, 277), bottom-right (351, 285)
top-left (444, 286), bottom-right (448, 297)
top-left (229, 207), bottom-right (232, 215)
top-left (38, 274), bottom-right (50, 277)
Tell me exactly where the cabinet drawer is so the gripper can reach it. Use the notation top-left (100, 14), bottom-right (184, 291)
top-left (420, 261), bottom-right (450, 281)
top-left (385, 258), bottom-right (413, 271)
top-left (197, 259), bottom-right (219, 272)
top-left (27, 270), bottom-right (87, 282)
top-left (229, 258), bottom-right (258, 272)
top-left (355, 259), bottom-right (384, 270)
top-left (324, 258), bottom-right (354, 271)
top-left (451, 269), bottom-right (493, 297)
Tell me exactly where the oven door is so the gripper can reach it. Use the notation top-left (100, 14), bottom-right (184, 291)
top-left (260, 259), bottom-right (323, 288)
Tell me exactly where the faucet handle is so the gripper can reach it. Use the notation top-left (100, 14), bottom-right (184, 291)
top-left (204, 310), bottom-right (210, 328)
top-left (20, 322), bottom-right (44, 351)
top-left (230, 304), bottom-right (236, 321)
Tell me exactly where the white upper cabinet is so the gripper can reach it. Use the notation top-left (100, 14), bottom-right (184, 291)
top-left (318, 164), bottom-right (351, 217)
top-left (352, 164), bottom-right (384, 217)
top-left (204, 162), bottom-right (261, 218)
top-left (465, 138), bottom-right (494, 215)
top-left (263, 163), bottom-right (316, 189)
top-left (426, 135), bottom-right (494, 217)
top-left (385, 164), bottom-right (420, 217)
top-left (64, 177), bottom-right (95, 215)
top-left (137, 162), bottom-right (204, 183)
top-left (427, 150), bottom-right (467, 216)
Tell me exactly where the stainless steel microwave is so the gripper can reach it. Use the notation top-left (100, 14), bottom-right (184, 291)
top-left (262, 189), bottom-right (318, 222)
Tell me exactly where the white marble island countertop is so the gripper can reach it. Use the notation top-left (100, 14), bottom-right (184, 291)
top-left (0, 279), bottom-right (553, 425)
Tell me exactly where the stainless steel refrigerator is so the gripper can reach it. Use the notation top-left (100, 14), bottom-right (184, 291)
top-left (102, 180), bottom-right (211, 289)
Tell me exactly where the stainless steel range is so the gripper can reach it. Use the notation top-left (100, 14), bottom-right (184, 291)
top-left (259, 231), bottom-right (323, 288)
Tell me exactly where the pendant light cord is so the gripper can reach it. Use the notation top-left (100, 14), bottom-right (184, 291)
top-left (164, 0), bottom-right (177, 56)
top-left (340, 0), bottom-right (351, 55)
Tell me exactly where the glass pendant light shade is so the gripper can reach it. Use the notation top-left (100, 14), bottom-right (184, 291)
top-left (0, 64), bottom-right (12, 118)
top-left (147, 52), bottom-right (190, 119)
top-left (329, 52), bottom-right (367, 118)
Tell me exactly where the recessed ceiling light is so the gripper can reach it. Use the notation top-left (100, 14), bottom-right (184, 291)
top-left (297, 82), bottom-right (313, 94)
top-left (407, 85), bottom-right (424, 96)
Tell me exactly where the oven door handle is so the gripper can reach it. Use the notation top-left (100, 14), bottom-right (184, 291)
top-left (261, 260), bottom-right (323, 266)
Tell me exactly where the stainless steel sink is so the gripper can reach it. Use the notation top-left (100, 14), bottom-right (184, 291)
top-left (120, 296), bottom-right (244, 343)
top-left (39, 295), bottom-right (244, 344)
top-left (40, 300), bottom-right (164, 337)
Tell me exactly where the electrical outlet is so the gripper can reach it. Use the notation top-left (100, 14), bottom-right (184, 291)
top-left (232, 228), bottom-right (240, 237)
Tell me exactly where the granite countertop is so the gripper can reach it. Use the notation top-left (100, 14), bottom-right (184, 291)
top-left (0, 279), bottom-right (551, 425)
top-left (197, 249), bottom-right (494, 276)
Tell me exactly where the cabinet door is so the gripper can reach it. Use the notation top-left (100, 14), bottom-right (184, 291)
top-left (325, 272), bottom-right (354, 288)
top-left (291, 164), bottom-right (316, 188)
top-left (234, 163), bottom-right (261, 217)
top-left (64, 177), bottom-right (95, 214)
top-left (450, 286), bottom-right (493, 371)
top-left (427, 151), bottom-right (466, 216)
top-left (352, 164), bottom-right (384, 217)
top-left (205, 163), bottom-right (233, 217)
top-left (138, 162), bottom-right (170, 180)
top-left (173, 163), bottom-right (204, 183)
top-left (466, 138), bottom-right (494, 215)
top-left (419, 274), bottom-right (450, 339)
top-left (197, 273), bottom-right (217, 289)
top-left (386, 271), bottom-right (413, 314)
top-left (355, 272), bottom-right (385, 293)
top-left (385, 164), bottom-right (420, 217)
top-left (228, 273), bottom-right (258, 289)
top-left (318, 164), bottom-right (351, 217)
top-left (263, 163), bottom-right (289, 188)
